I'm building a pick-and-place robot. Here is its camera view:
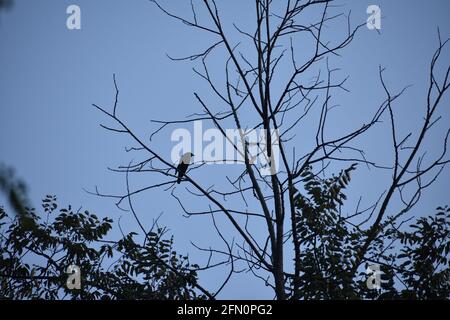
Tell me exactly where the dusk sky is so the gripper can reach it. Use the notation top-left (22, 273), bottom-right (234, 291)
top-left (1, 0), bottom-right (449, 299)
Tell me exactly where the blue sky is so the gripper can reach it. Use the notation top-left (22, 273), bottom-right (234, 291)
top-left (0, 0), bottom-right (449, 299)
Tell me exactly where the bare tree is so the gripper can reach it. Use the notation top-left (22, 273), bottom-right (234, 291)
top-left (91, 0), bottom-right (449, 299)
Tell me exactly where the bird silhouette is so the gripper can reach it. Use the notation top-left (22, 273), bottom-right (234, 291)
top-left (176, 152), bottom-right (194, 184)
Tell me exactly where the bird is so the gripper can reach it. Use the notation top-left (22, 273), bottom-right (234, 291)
top-left (176, 152), bottom-right (194, 184)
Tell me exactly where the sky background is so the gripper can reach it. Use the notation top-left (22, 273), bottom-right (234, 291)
top-left (0, 0), bottom-right (449, 299)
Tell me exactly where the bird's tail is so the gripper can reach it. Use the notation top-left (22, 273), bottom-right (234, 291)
top-left (174, 167), bottom-right (180, 184)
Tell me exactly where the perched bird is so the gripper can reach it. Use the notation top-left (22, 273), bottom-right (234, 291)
top-left (176, 152), bottom-right (194, 184)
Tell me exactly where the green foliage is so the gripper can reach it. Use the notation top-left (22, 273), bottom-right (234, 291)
top-left (0, 196), bottom-right (204, 300)
top-left (1, 165), bottom-right (448, 300)
top-left (0, 0), bottom-right (13, 10)
top-left (0, 164), bottom-right (31, 216)
top-left (292, 164), bottom-right (360, 299)
top-left (289, 165), bottom-right (449, 300)
top-left (394, 207), bottom-right (450, 299)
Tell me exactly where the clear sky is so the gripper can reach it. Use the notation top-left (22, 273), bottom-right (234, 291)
top-left (0, 0), bottom-right (449, 299)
